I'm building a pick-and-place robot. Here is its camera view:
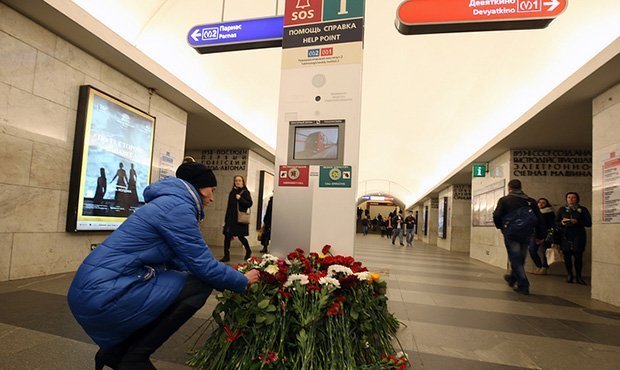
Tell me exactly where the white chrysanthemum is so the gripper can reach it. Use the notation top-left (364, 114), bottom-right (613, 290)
top-left (327, 265), bottom-right (353, 277)
top-left (264, 264), bottom-right (279, 275)
top-left (236, 265), bottom-right (247, 273)
top-left (396, 351), bottom-right (408, 360)
top-left (259, 254), bottom-right (279, 267)
top-left (283, 274), bottom-right (309, 287)
top-left (318, 276), bottom-right (340, 288)
top-left (284, 258), bottom-right (293, 266)
top-left (354, 271), bottom-right (371, 281)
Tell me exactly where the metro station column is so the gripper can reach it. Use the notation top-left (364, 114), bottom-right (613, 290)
top-left (271, 0), bottom-right (365, 257)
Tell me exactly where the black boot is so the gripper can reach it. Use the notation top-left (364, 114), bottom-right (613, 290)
top-left (117, 358), bottom-right (156, 370)
top-left (118, 277), bottom-right (210, 370)
top-left (576, 276), bottom-right (587, 285)
top-left (567, 275), bottom-right (574, 283)
top-left (219, 253), bottom-right (230, 262)
top-left (95, 345), bottom-right (127, 370)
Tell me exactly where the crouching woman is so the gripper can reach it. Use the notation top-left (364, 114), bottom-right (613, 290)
top-left (67, 162), bottom-right (259, 370)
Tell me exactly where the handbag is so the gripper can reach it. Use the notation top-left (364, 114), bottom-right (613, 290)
top-left (257, 226), bottom-right (265, 242)
top-left (236, 190), bottom-right (251, 224)
top-left (545, 244), bottom-right (564, 265)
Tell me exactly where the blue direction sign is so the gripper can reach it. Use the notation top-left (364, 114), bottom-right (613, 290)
top-left (188, 16), bottom-right (284, 54)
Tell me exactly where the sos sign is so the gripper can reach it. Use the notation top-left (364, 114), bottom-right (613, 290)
top-left (284, 0), bottom-right (323, 26)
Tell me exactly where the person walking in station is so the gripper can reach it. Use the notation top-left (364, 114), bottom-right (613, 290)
top-left (493, 179), bottom-right (545, 295)
top-left (405, 210), bottom-right (416, 247)
top-left (220, 175), bottom-right (253, 262)
top-left (391, 210), bottom-right (405, 246)
top-left (67, 162), bottom-right (260, 370)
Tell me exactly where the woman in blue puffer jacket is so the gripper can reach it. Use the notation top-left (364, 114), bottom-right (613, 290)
top-left (67, 162), bottom-right (260, 370)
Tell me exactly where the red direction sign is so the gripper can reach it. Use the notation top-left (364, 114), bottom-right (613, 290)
top-left (396, 0), bottom-right (568, 35)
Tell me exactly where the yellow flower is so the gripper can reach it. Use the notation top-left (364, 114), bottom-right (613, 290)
top-left (370, 272), bottom-right (380, 282)
top-left (265, 264), bottom-right (279, 275)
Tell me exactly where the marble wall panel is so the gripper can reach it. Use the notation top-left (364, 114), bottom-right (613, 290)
top-left (0, 184), bottom-right (60, 233)
top-left (33, 52), bottom-right (85, 108)
top-left (29, 142), bottom-right (71, 190)
top-left (151, 94), bottom-right (188, 123)
top-left (0, 83), bottom-right (8, 124)
top-left (54, 38), bottom-right (101, 81)
top-left (57, 191), bottom-right (68, 233)
top-left (153, 113), bottom-right (187, 150)
top-left (591, 262), bottom-right (620, 307)
top-left (10, 232), bottom-right (92, 280)
top-left (0, 132), bottom-right (32, 186)
top-left (0, 32), bottom-right (37, 92)
top-left (0, 233), bottom-right (12, 281)
top-left (593, 83), bottom-right (620, 116)
top-left (100, 65), bottom-right (149, 107)
top-left (6, 87), bottom-right (71, 146)
top-left (0, 4), bottom-right (57, 56)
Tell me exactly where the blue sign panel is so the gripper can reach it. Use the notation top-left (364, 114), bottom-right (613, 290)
top-left (188, 16), bottom-right (284, 54)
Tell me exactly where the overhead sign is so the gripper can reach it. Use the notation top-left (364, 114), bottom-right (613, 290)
top-left (362, 195), bottom-right (394, 201)
top-left (396, 0), bottom-right (568, 35)
top-left (278, 165), bottom-right (310, 187)
top-left (188, 16), bottom-right (284, 54)
top-left (319, 166), bottom-right (352, 188)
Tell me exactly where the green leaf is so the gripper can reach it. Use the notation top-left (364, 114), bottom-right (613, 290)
top-left (256, 315), bottom-right (266, 324)
top-left (266, 304), bottom-right (277, 312)
top-left (264, 313), bottom-right (276, 325)
top-left (350, 310), bottom-right (359, 320)
top-left (258, 299), bottom-right (270, 309)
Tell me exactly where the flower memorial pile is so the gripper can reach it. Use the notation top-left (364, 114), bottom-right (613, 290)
top-left (188, 245), bottom-right (408, 369)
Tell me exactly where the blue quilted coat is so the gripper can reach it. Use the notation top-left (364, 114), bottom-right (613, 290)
top-left (67, 177), bottom-right (248, 348)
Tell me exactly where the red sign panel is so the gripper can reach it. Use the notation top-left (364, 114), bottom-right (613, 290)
top-left (278, 165), bottom-right (310, 187)
top-left (396, 0), bottom-right (567, 35)
top-left (284, 0), bottom-right (323, 26)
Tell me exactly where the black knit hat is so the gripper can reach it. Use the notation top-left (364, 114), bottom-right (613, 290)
top-left (175, 162), bottom-right (217, 189)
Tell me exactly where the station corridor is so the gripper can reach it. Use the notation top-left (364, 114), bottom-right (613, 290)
top-left (1, 235), bottom-right (619, 370)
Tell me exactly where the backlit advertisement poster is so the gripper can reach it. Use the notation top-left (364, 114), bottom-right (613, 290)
top-left (67, 86), bottom-right (155, 232)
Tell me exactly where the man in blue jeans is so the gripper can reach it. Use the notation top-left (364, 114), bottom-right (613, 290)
top-left (493, 180), bottom-right (544, 295)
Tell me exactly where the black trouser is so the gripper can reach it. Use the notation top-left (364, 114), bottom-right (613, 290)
top-left (563, 250), bottom-right (584, 278)
top-left (224, 233), bottom-right (251, 258)
top-left (114, 275), bottom-right (212, 366)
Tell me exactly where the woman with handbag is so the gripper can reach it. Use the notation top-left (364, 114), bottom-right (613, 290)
top-left (556, 192), bottom-right (592, 285)
top-left (220, 175), bottom-right (253, 262)
top-left (529, 198), bottom-right (555, 275)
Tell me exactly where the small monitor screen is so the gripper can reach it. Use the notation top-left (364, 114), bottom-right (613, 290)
top-left (294, 126), bottom-right (339, 160)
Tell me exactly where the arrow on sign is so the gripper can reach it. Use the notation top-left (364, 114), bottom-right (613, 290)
top-left (190, 29), bottom-right (201, 42)
top-left (544, 0), bottom-right (560, 11)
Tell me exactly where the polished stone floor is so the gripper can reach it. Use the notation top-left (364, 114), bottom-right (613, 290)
top-left (1, 235), bottom-right (620, 369)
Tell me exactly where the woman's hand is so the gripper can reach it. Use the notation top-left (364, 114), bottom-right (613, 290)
top-left (235, 194), bottom-right (241, 200)
top-left (245, 269), bottom-right (260, 285)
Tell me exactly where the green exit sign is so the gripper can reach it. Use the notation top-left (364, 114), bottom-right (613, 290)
top-left (473, 164), bottom-right (486, 177)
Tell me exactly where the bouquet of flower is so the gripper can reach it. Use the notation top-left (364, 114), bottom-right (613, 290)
top-left (187, 245), bottom-right (408, 369)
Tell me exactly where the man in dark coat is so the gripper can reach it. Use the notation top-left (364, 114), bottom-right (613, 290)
top-left (260, 196), bottom-right (273, 253)
top-left (493, 179), bottom-right (544, 295)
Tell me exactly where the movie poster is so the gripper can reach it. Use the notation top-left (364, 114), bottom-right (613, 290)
top-left (74, 87), bottom-right (155, 231)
